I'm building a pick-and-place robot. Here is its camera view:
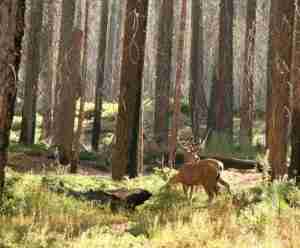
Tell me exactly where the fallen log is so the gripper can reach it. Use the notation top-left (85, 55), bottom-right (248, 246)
top-left (66, 187), bottom-right (152, 212)
top-left (199, 155), bottom-right (263, 171)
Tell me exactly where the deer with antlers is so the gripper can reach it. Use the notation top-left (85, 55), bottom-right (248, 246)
top-left (167, 137), bottom-right (231, 202)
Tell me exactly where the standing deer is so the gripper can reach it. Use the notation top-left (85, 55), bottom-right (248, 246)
top-left (168, 140), bottom-right (230, 202)
top-left (168, 158), bottom-right (230, 201)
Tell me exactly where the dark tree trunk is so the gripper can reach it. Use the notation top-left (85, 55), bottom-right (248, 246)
top-left (289, 5), bottom-right (300, 182)
top-left (0, 0), bottom-right (25, 199)
top-left (112, 0), bottom-right (149, 180)
top-left (92, 1), bottom-right (109, 152)
top-left (168, 0), bottom-right (187, 167)
top-left (40, 0), bottom-right (55, 141)
top-left (268, 0), bottom-right (295, 180)
top-left (153, 0), bottom-right (173, 152)
top-left (189, 0), bottom-right (207, 142)
top-left (208, 0), bottom-right (234, 143)
top-left (20, 0), bottom-right (44, 145)
top-left (240, 0), bottom-right (257, 148)
top-left (55, 0), bottom-right (77, 165)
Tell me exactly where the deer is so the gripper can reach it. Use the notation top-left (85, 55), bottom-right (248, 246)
top-left (167, 137), bottom-right (230, 202)
top-left (168, 158), bottom-right (230, 202)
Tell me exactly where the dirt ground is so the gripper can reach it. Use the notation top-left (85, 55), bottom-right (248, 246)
top-left (7, 152), bottom-right (263, 189)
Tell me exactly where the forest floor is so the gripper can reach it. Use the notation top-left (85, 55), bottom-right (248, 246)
top-left (2, 101), bottom-right (300, 247)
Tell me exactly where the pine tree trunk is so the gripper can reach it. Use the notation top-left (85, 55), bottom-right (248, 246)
top-left (92, 1), bottom-right (109, 151)
top-left (153, 0), bottom-right (173, 152)
top-left (112, 0), bottom-right (149, 180)
top-left (54, 0), bottom-right (77, 165)
top-left (240, 0), bottom-right (257, 148)
top-left (289, 6), bottom-right (300, 182)
top-left (40, 0), bottom-right (55, 142)
top-left (0, 0), bottom-right (25, 199)
top-left (268, 0), bottom-right (295, 180)
top-left (168, 0), bottom-right (187, 167)
top-left (189, 0), bottom-right (207, 142)
top-left (208, 0), bottom-right (234, 143)
top-left (20, 0), bottom-right (44, 145)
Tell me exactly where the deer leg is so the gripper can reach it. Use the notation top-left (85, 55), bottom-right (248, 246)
top-left (183, 184), bottom-right (188, 197)
top-left (189, 185), bottom-right (194, 200)
top-left (218, 177), bottom-right (231, 194)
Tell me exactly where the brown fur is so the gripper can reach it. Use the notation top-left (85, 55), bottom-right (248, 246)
top-left (168, 159), bottom-right (230, 202)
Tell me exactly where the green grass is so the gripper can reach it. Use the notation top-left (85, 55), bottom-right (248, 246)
top-left (1, 168), bottom-right (300, 248)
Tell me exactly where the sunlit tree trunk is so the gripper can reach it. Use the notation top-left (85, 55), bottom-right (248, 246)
top-left (168, 0), bottom-right (187, 167)
top-left (240, 0), bottom-right (257, 148)
top-left (20, 0), bottom-right (44, 145)
top-left (54, 0), bottom-right (77, 165)
top-left (0, 0), bottom-right (25, 199)
top-left (40, 0), bottom-right (55, 142)
top-left (289, 2), bottom-right (300, 182)
top-left (92, 0), bottom-right (109, 151)
top-left (268, 0), bottom-right (295, 180)
top-left (112, 0), bottom-right (149, 180)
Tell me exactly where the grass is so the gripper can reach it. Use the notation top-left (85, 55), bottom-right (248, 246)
top-left (1, 168), bottom-right (300, 248)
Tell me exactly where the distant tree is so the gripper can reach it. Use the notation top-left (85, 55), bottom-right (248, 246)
top-left (289, 4), bottom-right (300, 182)
top-left (154, 0), bottom-right (174, 152)
top-left (240, 0), bottom-right (257, 148)
top-left (267, 0), bottom-right (295, 180)
top-left (19, 0), bottom-right (44, 145)
top-left (54, 0), bottom-right (77, 165)
top-left (40, 0), bottom-right (56, 141)
top-left (91, 0), bottom-right (109, 152)
top-left (0, 0), bottom-right (25, 199)
top-left (189, 0), bottom-right (207, 142)
top-left (207, 0), bottom-right (234, 143)
top-left (112, 0), bottom-right (149, 180)
top-left (71, 0), bottom-right (88, 174)
top-left (168, 0), bottom-right (187, 167)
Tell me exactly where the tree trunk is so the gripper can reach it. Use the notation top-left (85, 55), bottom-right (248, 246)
top-left (153, 0), bottom-right (173, 152)
top-left (208, 0), bottom-right (234, 143)
top-left (0, 0), bottom-right (25, 199)
top-left (268, 0), bottom-right (295, 180)
top-left (111, 0), bottom-right (149, 180)
top-left (189, 0), bottom-right (207, 142)
top-left (54, 0), bottom-right (77, 165)
top-left (92, 0), bottom-right (109, 152)
top-left (70, 0), bottom-right (87, 174)
top-left (240, 0), bottom-right (257, 148)
top-left (19, 0), bottom-right (44, 145)
top-left (40, 0), bottom-right (55, 142)
top-left (168, 0), bottom-right (187, 167)
top-left (289, 5), bottom-right (300, 182)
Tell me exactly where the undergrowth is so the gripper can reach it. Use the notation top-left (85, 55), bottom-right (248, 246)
top-left (1, 169), bottom-right (300, 248)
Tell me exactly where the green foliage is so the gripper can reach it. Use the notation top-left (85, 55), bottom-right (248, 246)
top-left (2, 170), bottom-right (300, 248)
top-left (79, 151), bottom-right (98, 161)
top-left (8, 142), bottom-right (48, 156)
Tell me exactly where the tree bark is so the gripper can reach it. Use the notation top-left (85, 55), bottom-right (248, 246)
top-left (54, 0), bottom-right (77, 165)
top-left (189, 0), bottom-right (207, 142)
top-left (208, 0), bottom-right (234, 143)
top-left (111, 0), bottom-right (149, 180)
top-left (289, 3), bottom-right (300, 182)
top-left (40, 0), bottom-right (55, 142)
top-left (92, 0), bottom-right (109, 152)
top-left (70, 0), bottom-right (87, 174)
top-left (268, 0), bottom-right (295, 180)
top-left (168, 0), bottom-right (187, 167)
top-left (0, 0), bottom-right (25, 199)
top-left (20, 0), bottom-right (44, 145)
top-left (240, 0), bottom-right (257, 148)
top-left (153, 0), bottom-right (173, 152)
